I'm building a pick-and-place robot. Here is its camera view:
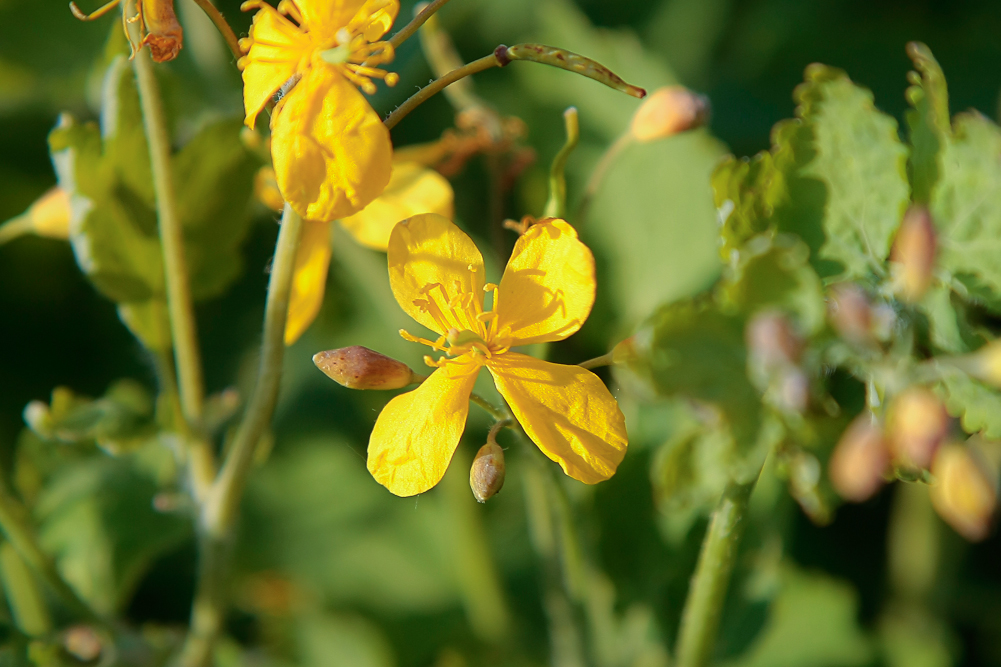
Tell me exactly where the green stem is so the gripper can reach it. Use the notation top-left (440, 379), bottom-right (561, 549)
top-left (385, 54), bottom-right (501, 130)
top-left (675, 477), bottom-right (759, 667)
top-left (178, 205), bottom-right (303, 667)
top-left (0, 215), bottom-right (32, 246)
top-left (189, 0), bottom-right (241, 61)
top-left (389, 0), bottom-right (454, 50)
top-left (577, 351), bottom-right (614, 371)
top-left (470, 392), bottom-right (509, 422)
top-left (0, 477), bottom-right (102, 626)
top-left (543, 107), bottom-right (580, 220)
top-left (131, 25), bottom-right (206, 428)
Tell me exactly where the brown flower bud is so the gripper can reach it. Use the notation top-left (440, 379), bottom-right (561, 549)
top-left (470, 442), bottom-right (506, 503)
top-left (886, 387), bottom-right (949, 470)
top-left (746, 311), bottom-right (802, 369)
top-left (828, 284), bottom-right (874, 345)
top-left (140, 0), bottom-right (183, 63)
top-left (313, 346), bottom-right (418, 390)
top-left (890, 206), bottom-right (937, 303)
top-left (930, 443), bottom-right (997, 541)
top-left (630, 86), bottom-right (710, 142)
top-left (63, 625), bottom-right (102, 663)
top-left (829, 415), bottom-right (890, 502)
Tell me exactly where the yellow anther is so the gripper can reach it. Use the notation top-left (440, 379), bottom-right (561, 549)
top-left (483, 283), bottom-right (497, 292)
top-left (477, 312), bottom-right (498, 323)
top-left (385, 72), bottom-right (399, 86)
top-left (423, 355), bottom-right (439, 368)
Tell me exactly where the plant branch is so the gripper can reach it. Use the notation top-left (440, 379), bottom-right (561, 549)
top-left (577, 351), bottom-right (615, 371)
top-left (674, 476), bottom-right (760, 667)
top-left (389, 0), bottom-right (453, 50)
top-left (385, 53), bottom-right (500, 130)
top-left (469, 392), bottom-right (509, 422)
top-left (131, 23), bottom-right (206, 428)
top-left (190, 0), bottom-right (241, 61)
top-left (178, 204), bottom-right (303, 667)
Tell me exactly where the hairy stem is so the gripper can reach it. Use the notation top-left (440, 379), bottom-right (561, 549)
top-left (389, 0), bottom-right (454, 50)
top-left (178, 205), bottom-right (303, 667)
top-left (131, 26), bottom-right (206, 428)
top-left (675, 476), bottom-right (759, 667)
top-left (577, 351), bottom-right (615, 371)
top-left (189, 0), bottom-right (241, 61)
top-left (385, 53), bottom-right (501, 130)
top-left (469, 392), bottom-right (510, 422)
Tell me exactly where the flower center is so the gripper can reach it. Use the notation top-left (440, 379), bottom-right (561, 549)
top-left (400, 270), bottom-right (509, 368)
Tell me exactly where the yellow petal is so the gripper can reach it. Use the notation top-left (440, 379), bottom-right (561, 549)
top-left (271, 67), bottom-right (392, 221)
top-left (241, 6), bottom-right (311, 129)
top-left (294, 0), bottom-right (361, 40)
top-left (340, 162), bottom-right (454, 251)
top-left (285, 218), bottom-right (332, 345)
top-left (487, 352), bottom-right (627, 484)
top-left (387, 213), bottom-right (485, 335)
top-left (494, 219), bottom-right (596, 346)
top-left (367, 354), bottom-right (482, 496)
top-left (350, 0), bottom-right (399, 41)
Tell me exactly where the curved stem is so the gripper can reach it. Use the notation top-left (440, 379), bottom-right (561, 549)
top-left (674, 476), bottom-right (759, 667)
top-left (577, 351), bottom-right (614, 371)
top-left (178, 205), bottom-right (302, 667)
top-left (132, 28), bottom-right (206, 427)
top-left (543, 107), bottom-right (580, 220)
top-left (0, 215), bottom-right (32, 246)
top-left (385, 53), bottom-right (500, 130)
top-left (389, 0), bottom-right (453, 49)
top-left (190, 0), bottom-right (241, 61)
top-left (469, 391), bottom-right (509, 422)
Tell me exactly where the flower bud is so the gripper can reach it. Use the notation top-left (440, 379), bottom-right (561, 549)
top-left (312, 346), bottom-right (418, 390)
top-left (829, 415), bottom-right (890, 502)
top-left (63, 625), bottom-right (102, 663)
top-left (630, 86), bottom-right (710, 142)
top-left (890, 206), bottom-right (936, 303)
top-left (746, 311), bottom-right (802, 369)
top-left (27, 187), bottom-right (72, 239)
top-left (140, 0), bottom-right (183, 63)
top-left (469, 442), bottom-right (505, 503)
top-left (886, 387), bottom-right (949, 470)
top-left (930, 443), bottom-right (997, 541)
top-left (828, 284), bottom-right (873, 345)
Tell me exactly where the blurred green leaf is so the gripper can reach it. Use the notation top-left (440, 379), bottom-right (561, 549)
top-left (617, 299), bottom-right (762, 454)
top-left (773, 65), bottom-right (909, 281)
top-left (723, 566), bottom-right (874, 667)
top-left (33, 443), bottom-right (189, 615)
top-left (933, 368), bottom-right (1001, 438)
top-left (718, 234), bottom-right (825, 334)
top-left (905, 42), bottom-right (949, 206)
top-left (294, 614), bottom-right (395, 667)
top-left (919, 285), bottom-right (969, 354)
top-left (49, 55), bottom-right (257, 350)
top-left (714, 153), bottom-right (783, 263)
top-left (0, 543), bottom-right (50, 637)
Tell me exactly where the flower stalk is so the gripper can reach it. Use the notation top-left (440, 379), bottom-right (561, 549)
top-left (674, 476), bottom-right (759, 667)
top-left (389, 0), bottom-right (454, 49)
top-left (130, 10), bottom-right (206, 428)
top-left (189, 0), bottom-right (241, 60)
top-left (179, 204), bottom-right (303, 667)
top-left (543, 107), bottom-right (580, 220)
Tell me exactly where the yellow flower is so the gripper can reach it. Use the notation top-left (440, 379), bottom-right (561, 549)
top-left (367, 214), bottom-right (628, 497)
top-left (281, 160), bottom-right (454, 345)
top-left (239, 0), bottom-right (399, 221)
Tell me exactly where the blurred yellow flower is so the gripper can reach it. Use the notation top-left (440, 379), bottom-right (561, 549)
top-left (277, 160), bottom-right (454, 345)
top-left (367, 214), bottom-right (627, 497)
top-left (239, 0), bottom-right (399, 221)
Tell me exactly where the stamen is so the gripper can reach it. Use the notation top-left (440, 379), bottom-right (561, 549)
top-left (477, 312), bottom-right (498, 323)
top-left (276, 0), bottom-right (302, 23)
top-left (483, 283), bottom-right (497, 292)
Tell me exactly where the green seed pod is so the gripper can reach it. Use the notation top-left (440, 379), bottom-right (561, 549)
top-left (470, 442), bottom-right (506, 503)
top-left (312, 346), bottom-right (418, 390)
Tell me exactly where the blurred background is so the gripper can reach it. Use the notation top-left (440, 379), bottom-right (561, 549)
top-left (2, 0), bottom-right (1001, 665)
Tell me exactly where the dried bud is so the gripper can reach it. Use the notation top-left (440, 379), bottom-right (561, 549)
top-left (630, 86), bottom-right (710, 142)
top-left (930, 443), bottom-right (997, 541)
top-left (890, 206), bottom-right (936, 302)
top-left (886, 387), bottom-right (949, 469)
top-left (470, 442), bottom-right (506, 503)
top-left (140, 0), bottom-right (183, 63)
top-left (313, 346), bottom-right (418, 390)
top-left (829, 415), bottom-right (890, 502)
top-left (828, 284), bottom-right (873, 345)
top-left (746, 311), bottom-right (802, 369)
top-left (254, 166), bottom-right (285, 212)
top-left (63, 625), bottom-right (102, 663)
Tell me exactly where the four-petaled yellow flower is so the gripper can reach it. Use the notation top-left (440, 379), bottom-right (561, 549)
top-left (368, 213), bottom-right (628, 496)
top-left (239, 0), bottom-right (399, 221)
